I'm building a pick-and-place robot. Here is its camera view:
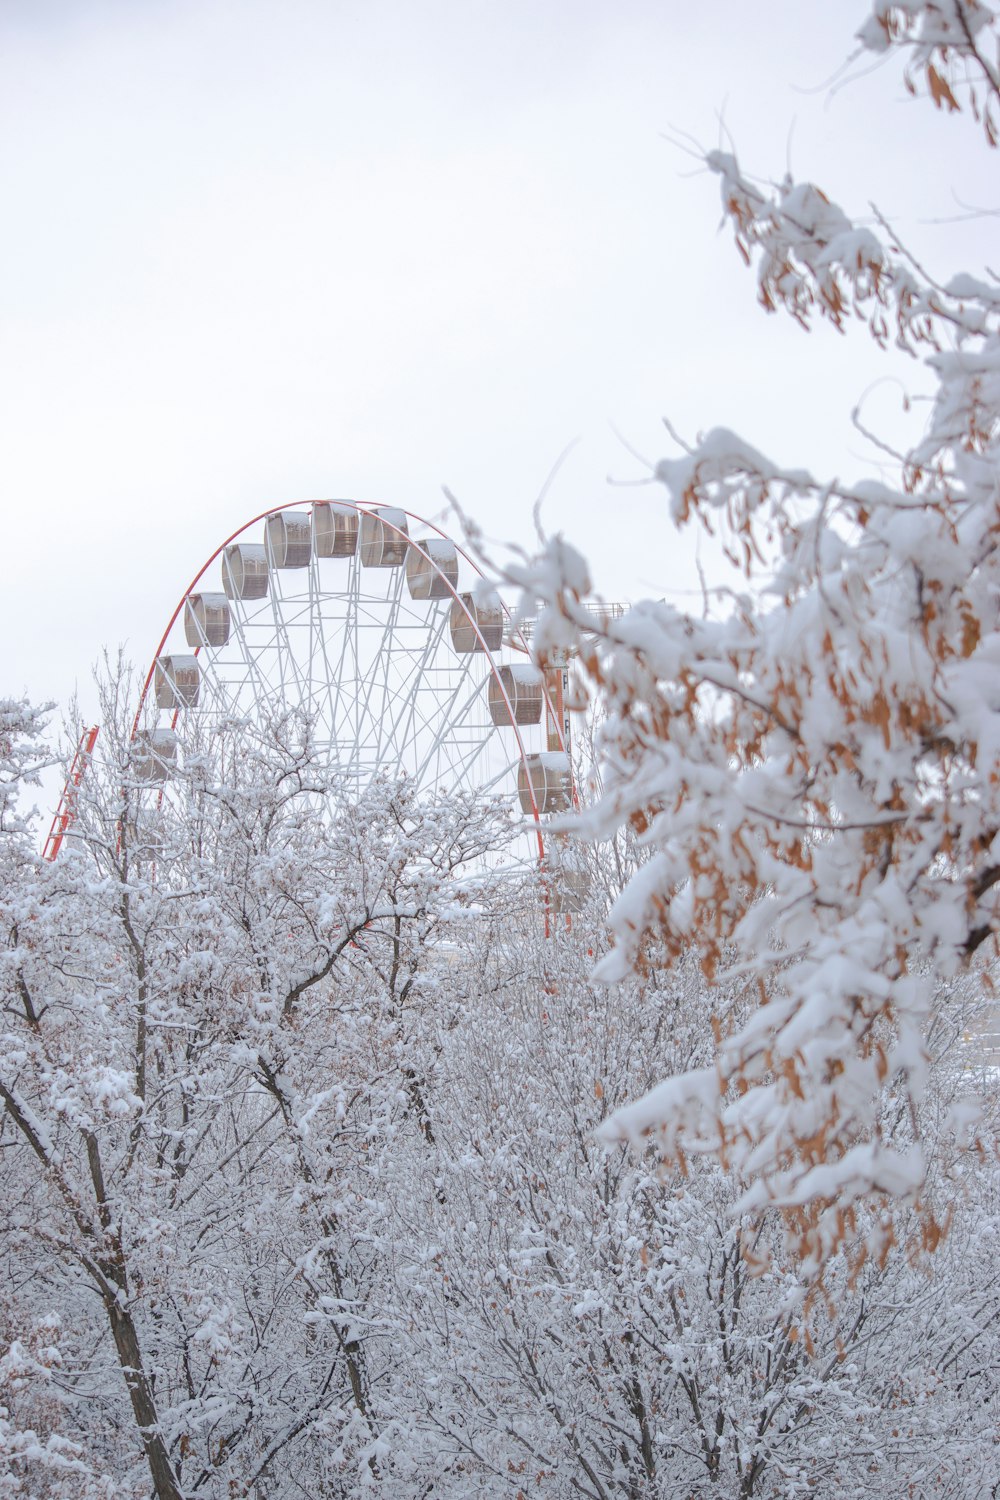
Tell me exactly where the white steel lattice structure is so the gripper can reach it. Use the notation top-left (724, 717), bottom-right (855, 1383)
top-left (128, 501), bottom-right (574, 854)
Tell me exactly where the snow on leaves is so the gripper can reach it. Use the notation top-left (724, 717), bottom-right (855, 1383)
top-left (855, 1), bottom-right (1000, 145)
top-left (512, 11), bottom-right (1000, 1271)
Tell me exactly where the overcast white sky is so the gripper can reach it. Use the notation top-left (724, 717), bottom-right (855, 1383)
top-left (2, 0), bottom-right (994, 813)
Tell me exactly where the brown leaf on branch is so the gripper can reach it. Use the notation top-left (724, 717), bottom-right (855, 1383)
top-left (927, 64), bottom-right (960, 113)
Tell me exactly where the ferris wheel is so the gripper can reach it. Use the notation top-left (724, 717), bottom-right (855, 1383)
top-left (87, 500), bottom-right (575, 862)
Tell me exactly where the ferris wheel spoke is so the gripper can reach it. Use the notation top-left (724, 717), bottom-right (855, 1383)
top-left (373, 603), bottom-right (452, 775)
top-left (322, 552), bottom-right (358, 763)
top-left (408, 667), bottom-right (498, 790)
top-left (368, 563), bottom-right (412, 771)
top-left (266, 573), bottom-right (314, 718)
top-left (405, 648), bottom-right (493, 786)
top-left (207, 597), bottom-right (271, 722)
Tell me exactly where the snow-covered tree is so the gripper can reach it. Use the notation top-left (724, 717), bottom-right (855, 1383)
top-left (3, 679), bottom-right (999, 1495)
top-left (364, 879), bottom-right (1000, 1496)
top-left (1, 687), bottom-right (515, 1497)
top-left (509, 0), bottom-right (1000, 1269)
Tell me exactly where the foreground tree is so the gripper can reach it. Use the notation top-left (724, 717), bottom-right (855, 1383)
top-left (505, 1), bottom-right (1000, 1268)
top-left (4, 690), bottom-right (999, 1495)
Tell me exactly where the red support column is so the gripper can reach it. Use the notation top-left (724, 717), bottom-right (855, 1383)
top-left (43, 725), bottom-right (99, 861)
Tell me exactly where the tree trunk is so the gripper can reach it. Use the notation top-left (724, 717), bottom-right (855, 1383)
top-left (104, 1287), bottom-right (185, 1500)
